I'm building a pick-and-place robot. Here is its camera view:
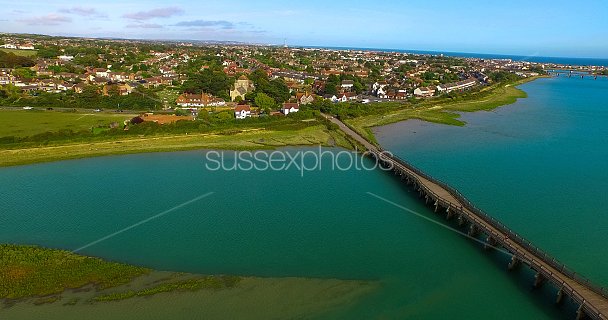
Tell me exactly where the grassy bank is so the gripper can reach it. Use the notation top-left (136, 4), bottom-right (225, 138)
top-left (0, 110), bottom-right (138, 137)
top-left (0, 244), bottom-right (150, 299)
top-left (346, 76), bottom-right (543, 143)
top-left (0, 124), bottom-right (352, 167)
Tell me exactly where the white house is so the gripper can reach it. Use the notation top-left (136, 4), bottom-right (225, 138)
top-left (341, 80), bottom-right (354, 89)
top-left (414, 86), bottom-right (436, 97)
top-left (436, 78), bottom-right (477, 93)
top-left (373, 81), bottom-right (389, 98)
top-left (58, 55), bottom-right (74, 61)
top-left (281, 103), bottom-right (300, 115)
top-left (234, 105), bottom-right (251, 119)
top-left (94, 68), bottom-right (109, 78)
top-left (18, 44), bottom-right (35, 50)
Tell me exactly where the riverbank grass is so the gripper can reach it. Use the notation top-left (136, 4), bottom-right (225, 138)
top-left (0, 244), bottom-right (150, 299)
top-left (346, 77), bottom-right (540, 143)
top-left (0, 124), bottom-right (351, 167)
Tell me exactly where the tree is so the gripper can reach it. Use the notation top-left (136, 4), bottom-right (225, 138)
top-left (12, 68), bottom-right (35, 81)
top-left (254, 92), bottom-right (276, 113)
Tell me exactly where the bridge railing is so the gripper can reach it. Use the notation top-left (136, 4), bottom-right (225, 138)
top-left (374, 149), bottom-right (608, 300)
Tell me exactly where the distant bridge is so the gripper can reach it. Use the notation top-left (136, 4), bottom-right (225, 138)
top-left (547, 70), bottom-right (606, 79)
top-left (325, 114), bottom-right (608, 320)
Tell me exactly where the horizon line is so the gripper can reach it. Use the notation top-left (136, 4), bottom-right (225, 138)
top-left (2, 31), bottom-right (608, 61)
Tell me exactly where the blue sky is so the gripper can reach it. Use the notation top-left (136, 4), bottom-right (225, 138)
top-left (1, 0), bottom-right (607, 58)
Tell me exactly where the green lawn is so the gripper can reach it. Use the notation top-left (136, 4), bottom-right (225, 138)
top-left (0, 48), bottom-right (38, 57)
top-left (0, 110), bottom-right (137, 137)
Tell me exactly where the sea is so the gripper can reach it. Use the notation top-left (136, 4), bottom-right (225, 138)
top-left (301, 46), bottom-right (608, 67)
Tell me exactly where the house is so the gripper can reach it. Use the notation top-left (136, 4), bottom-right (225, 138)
top-left (281, 103), bottom-right (300, 115)
top-left (414, 86), bottom-right (436, 97)
top-left (58, 55), bottom-right (74, 61)
top-left (234, 104), bottom-right (251, 119)
top-left (341, 80), bottom-right (354, 89)
top-left (72, 83), bottom-right (86, 93)
top-left (340, 92), bottom-right (358, 101)
top-left (372, 81), bottom-right (388, 98)
top-left (142, 77), bottom-right (163, 88)
top-left (94, 68), bottom-right (109, 78)
top-left (229, 75), bottom-right (255, 101)
top-left (295, 92), bottom-right (315, 105)
top-left (436, 78), bottom-right (477, 93)
top-left (323, 94), bottom-right (339, 103)
top-left (18, 43), bottom-right (35, 50)
top-left (103, 83), bottom-right (134, 96)
top-left (176, 93), bottom-right (226, 108)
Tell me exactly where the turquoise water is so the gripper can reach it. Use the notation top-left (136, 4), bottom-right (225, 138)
top-left (2, 76), bottom-right (605, 319)
top-left (375, 75), bottom-right (608, 288)
top-left (1, 148), bottom-right (565, 319)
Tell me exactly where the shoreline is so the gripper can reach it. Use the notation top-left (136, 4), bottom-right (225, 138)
top-left (346, 76), bottom-right (546, 143)
top-left (1, 244), bottom-right (377, 319)
top-left (0, 125), bottom-right (355, 168)
top-left (0, 76), bottom-right (545, 168)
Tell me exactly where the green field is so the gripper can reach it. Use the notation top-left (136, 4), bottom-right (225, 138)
top-left (0, 110), bottom-right (137, 137)
top-left (0, 48), bottom-right (38, 57)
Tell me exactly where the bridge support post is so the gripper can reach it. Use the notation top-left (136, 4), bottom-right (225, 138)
top-left (555, 288), bottom-right (564, 305)
top-left (434, 201), bottom-right (439, 213)
top-left (484, 236), bottom-right (496, 251)
top-left (457, 214), bottom-right (465, 227)
top-left (508, 256), bottom-right (520, 271)
top-left (468, 224), bottom-right (478, 237)
top-left (533, 272), bottom-right (546, 288)
top-left (425, 195), bottom-right (429, 204)
top-left (576, 303), bottom-right (586, 320)
top-left (446, 208), bottom-right (455, 220)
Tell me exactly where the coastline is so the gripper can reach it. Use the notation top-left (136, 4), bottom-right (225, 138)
top-left (0, 77), bottom-right (545, 168)
top-left (346, 76), bottom-right (545, 143)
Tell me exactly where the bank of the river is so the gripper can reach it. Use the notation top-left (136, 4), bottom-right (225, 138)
top-left (1, 245), bottom-right (377, 320)
top-left (1, 76), bottom-right (544, 168)
top-left (0, 125), bottom-right (355, 167)
top-left (346, 76), bottom-right (545, 143)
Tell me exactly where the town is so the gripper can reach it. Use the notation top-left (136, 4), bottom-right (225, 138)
top-left (0, 33), bottom-right (590, 124)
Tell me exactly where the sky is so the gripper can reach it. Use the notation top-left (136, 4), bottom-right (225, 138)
top-left (1, 0), bottom-right (607, 58)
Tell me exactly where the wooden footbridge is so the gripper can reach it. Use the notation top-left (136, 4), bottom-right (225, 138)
top-left (325, 114), bottom-right (608, 320)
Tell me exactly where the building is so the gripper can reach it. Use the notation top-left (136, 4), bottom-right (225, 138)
top-left (414, 86), bottom-right (436, 97)
top-left (229, 75), bottom-right (255, 101)
top-left (234, 104), bottom-right (252, 119)
top-left (372, 81), bottom-right (388, 98)
top-left (341, 80), bottom-right (354, 89)
top-left (281, 103), bottom-right (300, 115)
top-left (176, 93), bottom-right (226, 108)
top-left (436, 78), bottom-right (477, 93)
top-left (295, 92), bottom-right (315, 105)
